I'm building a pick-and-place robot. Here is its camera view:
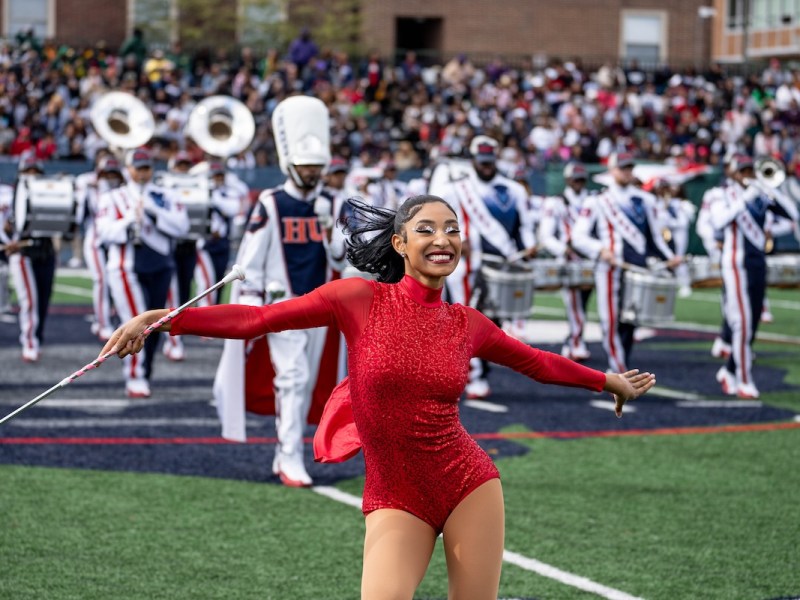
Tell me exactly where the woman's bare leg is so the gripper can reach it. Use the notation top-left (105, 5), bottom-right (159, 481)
top-left (442, 479), bottom-right (505, 600)
top-left (361, 508), bottom-right (438, 599)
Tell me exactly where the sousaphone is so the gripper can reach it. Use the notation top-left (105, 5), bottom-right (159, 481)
top-left (90, 91), bottom-right (156, 152)
top-left (185, 95), bottom-right (256, 161)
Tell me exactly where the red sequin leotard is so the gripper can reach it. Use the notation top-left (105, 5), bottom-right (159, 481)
top-left (172, 275), bottom-right (606, 532)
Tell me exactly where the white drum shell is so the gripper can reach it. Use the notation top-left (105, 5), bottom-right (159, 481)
top-left (480, 255), bottom-right (535, 319)
top-left (563, 260), bottom-right (595, 289)
top-left (766, 254), bottom-right (800, 288)
top-left (689, 256), bottom-right (722, 288)
top-left (620, 270), bottom-right (678, 326)
top-left (530, 258), bottom-right (564, 290)
top-left (157, 173), bottom-right (210, 239)
top-left (14, 175), bottom-right (77, 236)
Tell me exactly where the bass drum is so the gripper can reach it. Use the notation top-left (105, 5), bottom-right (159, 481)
top-left (14, 175), bottom-right (77, 237)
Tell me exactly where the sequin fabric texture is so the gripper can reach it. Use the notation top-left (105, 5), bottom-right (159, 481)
top-left (349, 279), bottom-right (500, 533)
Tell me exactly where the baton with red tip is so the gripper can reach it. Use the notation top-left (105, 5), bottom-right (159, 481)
top-left (0, 264), bottom-right (246, 426)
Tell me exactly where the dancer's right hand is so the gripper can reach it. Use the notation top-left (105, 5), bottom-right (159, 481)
top-left (100, 309), bottom-right (171, 359)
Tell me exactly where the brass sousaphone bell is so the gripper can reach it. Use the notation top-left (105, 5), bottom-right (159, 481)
top-left (90, 91), bottom-right (156, 153)
top-left (184, 95), bottom-right (256, 161)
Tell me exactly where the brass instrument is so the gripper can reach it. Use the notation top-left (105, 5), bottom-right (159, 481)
top-left (184, 95), bottom-right (255, 161)
top-left (90, 92), bottom-right (156, 245)
top-left (754, 156), bottom-right (786, 189)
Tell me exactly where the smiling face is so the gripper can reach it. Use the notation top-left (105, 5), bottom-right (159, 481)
top-left (391, 200), bottom-right (462, 289)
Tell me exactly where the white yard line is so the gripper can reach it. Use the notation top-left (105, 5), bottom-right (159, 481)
top-left (676, 400), bottom-right (762, 408)
top-left (590, 399), bottom-right (636, 414)
top-left (53, 283), bottom-right (93, 299)
top-left (689, 291), bottom-right (800, 311)
top-left (463, 399), bottom-right (509, 413)
top-left (311, 486), bottom-right (644, 600)
top-left (646, 387), bottom-right (707, 401)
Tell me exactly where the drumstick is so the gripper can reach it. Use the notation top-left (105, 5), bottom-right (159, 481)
top-left (0, 239), bottom-right (34, 252)
top-left (0, 264), bottom-right (246, 426)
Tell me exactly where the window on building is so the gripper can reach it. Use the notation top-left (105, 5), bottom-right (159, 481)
top-left (4, 0), bottom-right (51, 40)
top-left (133, 0), bottom-right (175, 48)
top-left (727, 0), bottom-right (745, 28)
top-left (238, 0), bottom-right (285, 48)
top-left (621, 12), bottom-right (665, 67)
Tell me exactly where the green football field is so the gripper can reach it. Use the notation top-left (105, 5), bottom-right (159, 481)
top-left (1, 272), bottom-right (799, 599)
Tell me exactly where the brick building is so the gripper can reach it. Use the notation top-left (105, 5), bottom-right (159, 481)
top-left (711, 0), bottom-right (800, 63)
top-left (0, 0), bottom-right (714, 69)
top-left (361, 0), bottom-right (713, 69)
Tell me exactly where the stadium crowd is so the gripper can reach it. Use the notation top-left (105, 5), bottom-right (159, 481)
top-left (3, 27), bottom-right (800, 176)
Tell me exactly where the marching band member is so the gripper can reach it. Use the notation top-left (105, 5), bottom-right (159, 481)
top-left (6, 157), bottom-right (58, 362)
top-left (0, 175), bottom-right (16, 316)
top-left (654, 180), bottom-right (695, 298)
top-left (96, 147), bottom-right (190, 398)
top-left (213, 96), bottom-right (339, 487)
top-left (697, 165), bottom-right (734, 359)
top-left (539, 162), bottom-right (593, 361)
top-left (572, 152), bottom-right (682, 373)
top-left (193, 161), bottom-right (246, 306)
top-left (75, 154), bottom-right (125, 341)
top-left (709, 154), bottom-right (798, 399)
top-left (430, 135), bottom-right (536, 399)
top-left (162, 151), bottom-right (198, 362)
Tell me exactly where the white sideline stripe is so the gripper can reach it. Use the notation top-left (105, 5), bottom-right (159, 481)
top-left (312, 486), bottom-right (643, 599)
top-left (463, 399), bottom-right (509, 413)
top-left (502, 550), bottom-right (644, 600)
top-left (7, 418), bottom-right (246, 428)
top-left (590, 400), bottom-right (636, 414)
top-left (676, 400), bottom-right (762, 408)
top-left (53, 283), bottom-right (92, 299)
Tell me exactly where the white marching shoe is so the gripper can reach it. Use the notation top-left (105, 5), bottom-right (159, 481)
top-left (126, 378), bottom-right (151, 399)
top-left (465, 378), bottom-right (491, 399)
top-left (21, 347), bottom-right (40, 363)
top-left (736, 382), bottom-right (760, 400)
top-left (273, 450), bottom-right (313, 488)
top-left (562, 342), bottom-right (591, 361)
top-left (715, 367), bottom-right (736, 396)
top-left (710, 337), bottom-right (731, 359)
top-left (162, 339), bottom-right (185, 362)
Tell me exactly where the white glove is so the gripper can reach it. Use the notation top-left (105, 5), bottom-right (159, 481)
top-left (314, 197), bottom-right (334, 230)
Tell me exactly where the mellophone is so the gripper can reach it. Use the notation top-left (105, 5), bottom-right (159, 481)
top-left (479, 254), bottom-right (679, 326)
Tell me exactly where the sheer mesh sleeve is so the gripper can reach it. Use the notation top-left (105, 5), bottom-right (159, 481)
top-left (466, 308), bottom-right (606, 392)
top-left (171, 277), bottom-right (376, 342)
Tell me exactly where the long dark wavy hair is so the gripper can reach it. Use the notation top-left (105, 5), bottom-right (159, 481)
top-left (344, 195), bottom-right (458, 283)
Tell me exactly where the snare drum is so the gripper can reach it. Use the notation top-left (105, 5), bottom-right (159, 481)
top-left (479, 255), bottom-right (535, 319)
top-left (620, 270), bottom-right (678, 326)
top-left (530, 258), bottom-right (564, 290)
top-left (563, 259), bottom-right (595, 289)
top-left (689, 256), bottom-right (722, 288)
top-left (158, 172), bottom-right (210, 240)
top-left (14, 175), bottom-right (77, 236)
top-left (766, 254), bottom-right (800, 288)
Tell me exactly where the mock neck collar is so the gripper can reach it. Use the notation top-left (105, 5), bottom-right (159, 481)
top-left (399, 275), bottom-right (444, 307)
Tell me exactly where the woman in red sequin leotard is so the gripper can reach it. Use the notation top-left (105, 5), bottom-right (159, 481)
top-left (103, 195), bottom-right (656, 600)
